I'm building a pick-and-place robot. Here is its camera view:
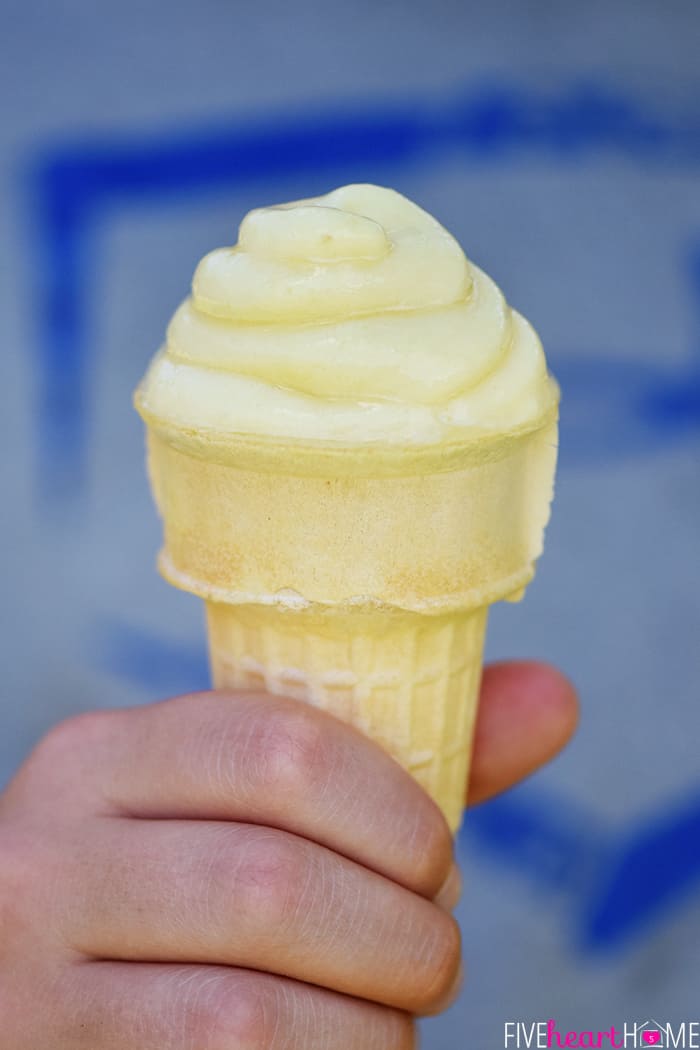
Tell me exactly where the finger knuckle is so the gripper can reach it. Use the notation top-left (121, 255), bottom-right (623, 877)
top-left (253, 705), bottom-right (331, 804)
top-left (188, 975), bottom-right (270, 1050)
top-left (415, 913), bottom-right (462, 1013)
top-left (234, 830), bottom-right (309, 929)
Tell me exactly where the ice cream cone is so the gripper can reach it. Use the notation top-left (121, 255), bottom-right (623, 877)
top-left (136, 184), bottom-right (560, 833)
top-left (206, 602), bottom-right (487, 833)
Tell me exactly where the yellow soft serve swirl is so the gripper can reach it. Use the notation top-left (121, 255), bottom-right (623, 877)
top-left (135, 183), bottom-right (558, 444)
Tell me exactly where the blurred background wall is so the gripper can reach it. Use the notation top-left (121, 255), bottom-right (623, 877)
top-left (2, 1), bottom-right (699, 1045)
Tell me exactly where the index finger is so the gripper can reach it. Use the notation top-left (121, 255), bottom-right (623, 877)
top-left (101, 691), bottom-right (454, 899)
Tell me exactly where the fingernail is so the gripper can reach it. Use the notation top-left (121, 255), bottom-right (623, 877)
top-left (434, 863), bottom-right (462, 912)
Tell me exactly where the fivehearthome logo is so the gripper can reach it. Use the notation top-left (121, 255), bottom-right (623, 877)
top-left (504, 1019), bottom-right (700, 1048)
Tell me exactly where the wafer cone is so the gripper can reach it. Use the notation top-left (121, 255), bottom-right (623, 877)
top-left (207, 602), bottom-right (488, 832)
top-left (144, 415), bottom-right (557, 832)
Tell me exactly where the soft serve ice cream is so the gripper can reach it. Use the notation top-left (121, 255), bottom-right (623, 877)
top-left (135, 184), bottom-right (560, 831)
top-left (136, 184), bottom-right (558, 447)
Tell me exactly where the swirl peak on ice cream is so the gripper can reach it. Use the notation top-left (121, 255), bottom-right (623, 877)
top-left (136, 184), bottom-right (558, 446)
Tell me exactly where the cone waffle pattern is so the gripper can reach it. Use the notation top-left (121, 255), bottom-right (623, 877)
top-left (207, 602), bottom-right (488, 831)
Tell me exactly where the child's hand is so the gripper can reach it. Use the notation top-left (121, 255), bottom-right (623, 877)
top-left (0, 662), bottom-right (576, 1048)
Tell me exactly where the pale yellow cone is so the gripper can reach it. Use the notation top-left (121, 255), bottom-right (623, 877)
top-left (206, 601), bottom-right (488, 832)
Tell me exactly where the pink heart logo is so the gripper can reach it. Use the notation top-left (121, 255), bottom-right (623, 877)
top-left (643, 1034), bottom-right (661, 1046)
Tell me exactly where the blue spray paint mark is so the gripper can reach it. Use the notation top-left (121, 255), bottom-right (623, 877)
top-left (97, 620), bottom-right (210, 696)
top-left (460, 784), bottom-right (603, 895)
top-left (552, 353), bottom-right (700, 467)
top-left (461, 783), bottom-right (700, 953)
top-left (581, 791), bottom-right (700, 951)
top-left (26, 81), bottom-right (700, 494)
